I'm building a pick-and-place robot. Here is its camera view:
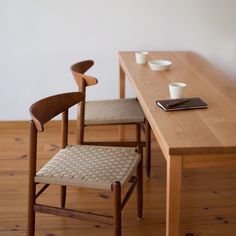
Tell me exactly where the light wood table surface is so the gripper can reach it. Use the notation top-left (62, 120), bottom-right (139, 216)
top-left (119, 51), bottom-right (236, 236)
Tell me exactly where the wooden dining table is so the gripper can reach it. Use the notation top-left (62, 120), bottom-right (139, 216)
top-left (118, 51), bottom-right (236, 236)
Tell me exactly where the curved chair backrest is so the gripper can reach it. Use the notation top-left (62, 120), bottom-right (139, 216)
top-left (30, 92), bottom-right (84, 132)
top-left (71, 60), bottom-right (98, 89)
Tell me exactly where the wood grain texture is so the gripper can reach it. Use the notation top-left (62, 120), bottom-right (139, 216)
top-left (183, 154), bottom-right (236, 169)
top-left (166, 155), bottom-right (182, 236)
top-left (1, 122), bottom-right (236, 235)
top-left (71, 60), bottom-right (98, 87)
top-left (119, 64), bottom-right (126, 140)
top-left (119, 51), bottom-right (236, 155)
top-left (30, 92), bottom-right (84, 132)
top-left (119, 64), bottom-right (126, 98)
top-left (119, 51), bottom-right (236, 236)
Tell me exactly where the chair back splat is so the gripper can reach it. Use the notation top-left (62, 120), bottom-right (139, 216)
top-left (30, 92), bottom-right (84, 132)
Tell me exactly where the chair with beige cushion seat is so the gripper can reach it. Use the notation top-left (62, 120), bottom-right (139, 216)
top-left (27, 92), bottom-right (143, 236)
top-left (71, 60), bottom-right (152, 177)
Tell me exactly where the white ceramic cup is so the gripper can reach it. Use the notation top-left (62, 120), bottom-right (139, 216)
top-left (135, 51), bottom-right (149, 64)
top-left (169, 82), bottom-right (186, 99)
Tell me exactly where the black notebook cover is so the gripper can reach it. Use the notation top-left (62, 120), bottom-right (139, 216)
top-left (156, 97), bottom-right (208, 111)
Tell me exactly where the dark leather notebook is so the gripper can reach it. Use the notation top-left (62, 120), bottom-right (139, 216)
top-left (156, 97), bottom-right (208, 111)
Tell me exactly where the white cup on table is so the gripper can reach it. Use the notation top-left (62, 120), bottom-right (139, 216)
top-left (169, 82), bottom-right (187, 99)
top-left (135, 51), bottom-right (149, 64)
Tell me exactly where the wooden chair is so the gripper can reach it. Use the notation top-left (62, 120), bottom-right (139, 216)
top-left (71, 60), bottom-right (152, 177)
top-left (28, 92), bottom-right (143, 236)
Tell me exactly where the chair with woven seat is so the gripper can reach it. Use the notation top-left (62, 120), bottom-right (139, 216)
top-left (28, 92), bottom-right (143, 236)
top-left (71, 60), bottom-right (152, 177)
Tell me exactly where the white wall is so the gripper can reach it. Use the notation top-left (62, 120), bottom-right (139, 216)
top-left (1, 0), bottom-right (236, 120)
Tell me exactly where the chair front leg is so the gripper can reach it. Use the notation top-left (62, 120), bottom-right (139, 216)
top-left (112, 181), bottom-right (122, 236)
top-left (61, 186), bottom-right (67, 208)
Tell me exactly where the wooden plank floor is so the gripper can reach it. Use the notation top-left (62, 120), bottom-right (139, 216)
top-left (1, 121), bottom-right (236, 236)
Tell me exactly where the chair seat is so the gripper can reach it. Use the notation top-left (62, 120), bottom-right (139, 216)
top-left (35, 145), bottom-right (140, 190)
top-left (84, 98), bottom-right (145, 125)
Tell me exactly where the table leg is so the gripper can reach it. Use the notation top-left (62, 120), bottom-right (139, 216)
top-left (119, 64), bottom-right (126, 140)
top-left (166, 155), bottom-right (182, 236)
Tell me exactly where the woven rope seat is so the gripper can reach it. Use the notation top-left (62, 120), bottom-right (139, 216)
top-left (35, 145), bottom-right (141, 190)
top-left (84, 98), bottom-right (145, 125)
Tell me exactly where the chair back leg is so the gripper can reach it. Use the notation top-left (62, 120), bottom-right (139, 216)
top-left (76, 104), bottom-right (85, 144)
top-left (61, 186), bottom-right (67, 208)
top-left (136, 123), bottom-right (141, 143)
top-left (28, 182), bottom-right (36, 236)
top-left (28, 122), bottom-right (37, 236)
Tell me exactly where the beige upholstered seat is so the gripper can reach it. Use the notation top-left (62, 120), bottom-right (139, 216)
top-left (84, 98), bottom-right (145, 125)
top-left (35, 145), bottom-right (140, 190)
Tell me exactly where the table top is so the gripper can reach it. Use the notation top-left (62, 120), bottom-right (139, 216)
top-left (119, 51), bottom-right (236, 156)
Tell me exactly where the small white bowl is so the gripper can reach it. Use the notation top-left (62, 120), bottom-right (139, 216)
top-left (148, 60), bottom-right (172, 71)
